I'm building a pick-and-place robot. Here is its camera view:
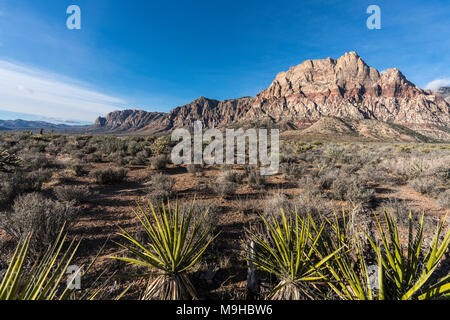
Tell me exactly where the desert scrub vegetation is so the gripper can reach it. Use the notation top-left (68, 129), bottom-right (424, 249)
top-left (145, 173), bottom-right (176, 205)
top-left (149, 155), bottom-right (168, 170)
top-left (323, 210), bottom-right (450, 300)
top-left (54, 185), bottom-right (91, 204)
top-left (0, 230), bottom-right (80, 300)
top-left (90, 168), bottom-right (128, 185)
top-left (246, 209), bottom-right (341, 300)
top-left (111, 202), bottom-right (219, 300)
top-left (0, 193), bottom-right (80, 250)
top-left (0, 169), bottom-right (52, 204)
top-left (246, 167), bottom-right (267, 190)
top-left (211, 172), bottom-right (238, 199)
top-left (0, 149), bottom-right (20, 172)
top-left (247, 207), bottom-right (450, 300)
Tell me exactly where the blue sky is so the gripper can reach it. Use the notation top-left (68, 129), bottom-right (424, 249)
top-left (0, 0), bottom-right (449, 123)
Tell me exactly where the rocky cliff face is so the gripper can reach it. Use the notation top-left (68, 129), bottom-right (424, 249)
top-left (436, 87), bottom-right (450, 103)
top-left (91, 52), bottom-right (450, 134)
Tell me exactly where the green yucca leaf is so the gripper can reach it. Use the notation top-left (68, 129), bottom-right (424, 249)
top-left (111, 200), bottom-right (219, 300)
top-left (0, 228), bottom-right (79, 300)
top-left (329, 209), bottom-right (449, 300)
top-left (247, 209), bottom-right (342, 299)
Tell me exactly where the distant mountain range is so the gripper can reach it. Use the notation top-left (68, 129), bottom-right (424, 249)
top-left (0, 119), bottom-right (88, 132)
top-left (89, 52), bottom-right (450, 141)
top-left (1, 52), bottom-right (449, 141)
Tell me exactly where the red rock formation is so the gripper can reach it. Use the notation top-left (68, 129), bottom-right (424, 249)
top-left (91, 52), bottom-right (450, 134)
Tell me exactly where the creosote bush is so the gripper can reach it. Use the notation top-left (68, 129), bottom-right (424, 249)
top-left (90, 168), bottom-right (127, 185)
top-left (54, 185), bottom-right (91, 204)
top-left (150, 155), bottom-right (168, 170)
top-left (247, 168), bottom-right (267, 189)
top-left (0, 193), bottom-right (80, 250)
top-left (146, 173), bottom-right (176, 205)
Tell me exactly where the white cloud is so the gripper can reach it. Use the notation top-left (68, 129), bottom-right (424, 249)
top-left (0, 60), bottom-right (125, 122)
top-left (424, 78), bottom-right (450, 91)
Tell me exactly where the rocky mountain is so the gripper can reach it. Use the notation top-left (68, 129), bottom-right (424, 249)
top-left (91, 52), bottom-right (450, 140)
top-left (0, 119), bottom-right (84, 132)
top-left (436, 87), bottom-right (450, 103)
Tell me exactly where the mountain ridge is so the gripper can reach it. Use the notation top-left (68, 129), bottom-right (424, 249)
top-left (91, 52), bottom-right (450, 141)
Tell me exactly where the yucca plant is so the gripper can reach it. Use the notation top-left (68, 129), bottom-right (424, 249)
top-left (0, 229), bottom-right (80, 300)
top-left (324, 210), bottom-right (450, 300)
top-left (247, 209), bottom-right (341, 300)
top-left (320, 211), bottom-right (384, 300)
top-left (111, 201), bottom-right (219, 300)
top-left (369, 210), bottom-right (449, 300)
top-left (0, 228), bottom-right (126, 300)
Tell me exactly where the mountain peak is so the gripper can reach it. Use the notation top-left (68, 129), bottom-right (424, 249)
top-left (90, 52), bottom-right (450, 137)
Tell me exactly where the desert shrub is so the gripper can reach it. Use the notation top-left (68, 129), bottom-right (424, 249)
top-left (129, 155), bottom-right (147, 165)
top-left (150, 136), bottom-right (170, 156)
top-left (345, 181), bottom-right (376, 206)
top-left (294, 189), bottom-right (334, 218)
top-left (0, 169), bottom-right (52, 204)
top-left (247, 168), bottom-right (267, 189)
top-left (131, 150), bottom-right (149, 165)
top-left (87, 152), bottom-right (103, 163)
top-left (90, 168), bottom-right (127, 185)
top-left (146, 189), bottom-right (171, 205)
top-left (437, 189), bottom-right (450, 209)
top-left (325, 146), bottom-right (345, 162)
top-left (54, 185), bottom-right (91, 204)
top-left (146, 174), bottom-right (176, 205)
top-left (186, 164), bottom-right (204, 175)
top-left (1, 193), bottom-right (79, 250)
top-left (357, 164), bottom-right (388, 184)
top-left (331, 176), bottom-right (375, 207)
top-left (151, 173), bottom-right (175, 191)
top-left (310, 162), bottom-right (328, 178)
top-left (22, 153), bottom-right (54, 171)
top-left (408, 177), bottom-right (437, 195)
top-left (114, 156), bottom-right (130, 166)
top-left (100, 136), bottom-right (128, 154)
top-left (150, 155), bottom-right (168, 170)
top-left (71, 163), bottom-right (85, 176)
top-left (83, 145), bottom-right (97, 154)
top-left (0, 150), bottom-right (20, 173)
top-left (211, 180), bottom-right (236, 199)
top-left (218, 170), bottom-right (244, 184)
top-left (29, 168), bottom-right (53, 185)
top-left (280, 163), bottom-right (307, 180)
top-left (180, 202), bottom-right (220, 232)
top-left (433, 165), bottom-right (450, 182)
top-left (263, 193), bottom-right (294, 219)
top-left (70, 150), bottom-right (85, 161)
top-left (127, 141), bottom-right (144, 156)
top-left (317, 168), bottom-right (339, 191)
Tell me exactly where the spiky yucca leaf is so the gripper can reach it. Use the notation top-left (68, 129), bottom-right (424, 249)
top-left (0, 229), bottom-right (79, 300)
top-left (368, 210), bottom-right (450, 300)
top-left (111, 201), bottom-right (219, 300)
top-left (324, 210), bottom-right (449, 300)
top-left (247, 209), bottom-right (342, 300)
top-left (320, 211), bottom-right (384, 300)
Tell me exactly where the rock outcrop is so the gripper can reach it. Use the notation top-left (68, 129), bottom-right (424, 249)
top-left (436, 87), bottom-right (450, 103)
top-left (91, 52), bottom-right (450, 137)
